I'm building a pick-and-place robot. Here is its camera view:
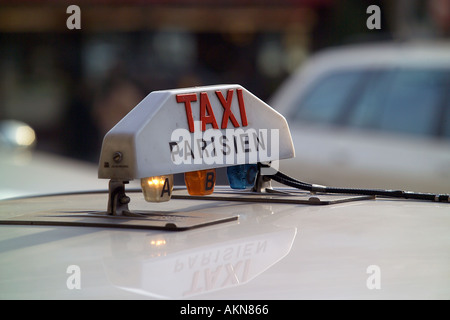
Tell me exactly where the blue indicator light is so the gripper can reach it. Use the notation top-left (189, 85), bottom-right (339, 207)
top-left (227, 164), bottom-right (258, 189)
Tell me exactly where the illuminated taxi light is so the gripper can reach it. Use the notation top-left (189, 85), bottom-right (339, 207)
top-left (15, 125), bottom-right (36, 147)
top-left (184, 169), bottom-right (216, 196)
top-left (140, 175), bottom-right (174, 202)
top-left (227, 164), bottom-right (258, 189)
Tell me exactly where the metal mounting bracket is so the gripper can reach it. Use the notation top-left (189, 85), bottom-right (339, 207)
top-left (107, 180), bottom-right (140, 216)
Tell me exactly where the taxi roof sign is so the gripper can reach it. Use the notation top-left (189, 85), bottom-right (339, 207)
top-left (98, 84), bottom-right (295, 180)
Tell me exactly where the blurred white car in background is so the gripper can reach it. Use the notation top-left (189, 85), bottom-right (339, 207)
top-left (271, 42), bottom-right (450, 194)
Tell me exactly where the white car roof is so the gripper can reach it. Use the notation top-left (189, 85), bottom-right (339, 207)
top-left (0, 189), bottom-right (449, 300)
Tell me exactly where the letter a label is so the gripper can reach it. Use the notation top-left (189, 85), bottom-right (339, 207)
top-left (366, 5), bottom-right (381, 30)
top-left (66, 5), bottom-right (81, 30)
top-left (366, 265), bottom-right (381, 290)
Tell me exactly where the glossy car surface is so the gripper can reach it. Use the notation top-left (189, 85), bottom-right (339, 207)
top-left (1, 188), bottom-right (449, 299)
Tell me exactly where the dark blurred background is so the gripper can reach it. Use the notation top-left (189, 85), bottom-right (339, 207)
top-left (0, 0), bottom-right (448, 163)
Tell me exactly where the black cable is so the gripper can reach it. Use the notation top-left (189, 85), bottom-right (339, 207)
top-left (268, 171), bottom-right (450, 203)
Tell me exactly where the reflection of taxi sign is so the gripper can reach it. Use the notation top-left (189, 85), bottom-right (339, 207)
top-left (98, 85), bottom-right (295, 211)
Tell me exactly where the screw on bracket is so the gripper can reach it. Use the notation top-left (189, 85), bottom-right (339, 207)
top-left (113, 151), bottom-right (123, 163)
top-left (119, 195), bottom-right (130, 204)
